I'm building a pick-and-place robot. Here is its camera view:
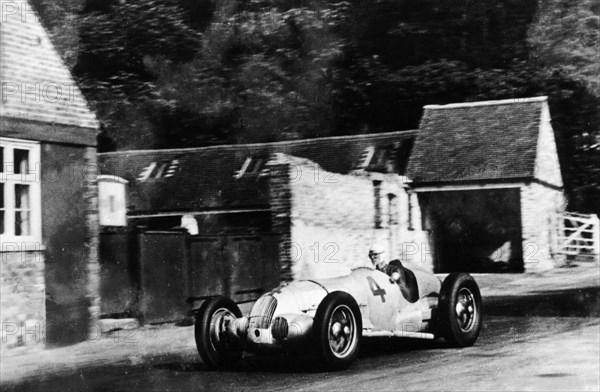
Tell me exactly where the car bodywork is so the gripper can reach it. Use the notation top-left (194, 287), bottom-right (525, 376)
top-left (195, 264), bottom-right (482, 370)
top-left (228, 265), bottom-right (440, 351)
top-left (211, 267), bottom-right (441, 352)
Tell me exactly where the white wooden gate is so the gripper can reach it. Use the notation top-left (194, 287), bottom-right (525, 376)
top-left (553, 212), bottom-right (600, 262)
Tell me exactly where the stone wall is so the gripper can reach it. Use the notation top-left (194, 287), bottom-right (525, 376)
top-left (41, 143), bottom-right (98, 347)
top-left (521, 101), bottom-right (566, 271)
top-left (267, 157), bottom-right (294, 282)
top-left (84, 147), bottom-right (100, 339)
top-left (268, 153), bottom-right (431, 281)
top-left (520, 182), bottom-right (566, 271)
top-left (0, 249), bottom-right (45, 350)
top-left (535, 102), bottom-right (563, 188)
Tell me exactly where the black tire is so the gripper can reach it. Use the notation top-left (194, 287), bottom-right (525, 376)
top-left (438, 273), bottom-right (482, 347)
top-left (195, 296), bottom-right (243, 368)
top-left (313, 291), bottom-right (362, 370)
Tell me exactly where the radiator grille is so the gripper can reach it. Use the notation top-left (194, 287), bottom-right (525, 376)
top-left (249, 295), bottom-right (278, 329)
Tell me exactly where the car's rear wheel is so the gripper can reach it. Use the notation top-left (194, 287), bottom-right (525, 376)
top-left (438, 273), bottom-right (482, 347)
top-left (313, 291), bottom-right (362, 370)
top-left (195, 296), bottom-right (243, 368)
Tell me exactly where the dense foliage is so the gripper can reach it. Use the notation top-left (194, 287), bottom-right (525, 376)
top-left (31, 0), bottom-right (599, 214)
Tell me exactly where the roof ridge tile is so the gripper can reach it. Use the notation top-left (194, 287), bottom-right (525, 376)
top-left (424, 96), bottom-right (547, 110)
top-left (99, 129), bottom-right (418, 156)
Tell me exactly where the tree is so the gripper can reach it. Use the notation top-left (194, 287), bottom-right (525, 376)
top-left (31, 0), bottom-right (599, 213)
top-left (528, 0), bottom-right (600, 96)
top-left (137, 1), bottom-right (348, 146)
top-left (73, 0), bottom-right (202, 149)
top-left (29, 0), bottom-right (84, 68)
top-left (528, 0), bottom-right (600, 213)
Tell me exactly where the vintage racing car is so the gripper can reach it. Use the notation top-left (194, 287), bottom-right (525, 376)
top-left (194, 264), bottom-right (482, 370)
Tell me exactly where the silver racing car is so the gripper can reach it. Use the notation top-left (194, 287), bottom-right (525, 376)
top-left (194, 265), bottom-right (482, 370)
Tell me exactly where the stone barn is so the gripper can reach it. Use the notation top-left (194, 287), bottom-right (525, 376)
top-left (407, 97), bottom-right (565, 273)
top-left (98, 96), bottom-right (574, 323)
top-left (1, 0), bottom-right (100, 349)
top-left (98, 131), bottom-right (431, 322)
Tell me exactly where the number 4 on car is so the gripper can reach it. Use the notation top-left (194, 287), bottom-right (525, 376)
top-left (194, 266), bottom-right (482, 371)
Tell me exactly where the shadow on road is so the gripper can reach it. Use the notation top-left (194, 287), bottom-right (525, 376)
top-left (152, 337), bottom-right (448, 374)
top-left (483, 287), bottom-right (600, 317)
top-left (154, 354), bottom-right (323, 374)
top-left (358, 336), bottom-right (446, 356)
top-left (152, 288), bottom-right (600, 375)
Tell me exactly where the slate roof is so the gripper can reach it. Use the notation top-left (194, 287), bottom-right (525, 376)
top-left (99, 131), bottom-right (416, 214)
top-left (0, 0), bottom-right (99, 129)
top-left (407, 97), bottom-right (547, 184)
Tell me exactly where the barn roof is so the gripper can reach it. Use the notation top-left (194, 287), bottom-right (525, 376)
top-left (99, 131), bottom-right (416, 214)
top-left (0, 0), bottom-right (99, 130)
top-left (406, 97), bottom-right (548, 184)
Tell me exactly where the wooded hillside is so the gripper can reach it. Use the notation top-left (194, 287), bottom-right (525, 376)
top-left (31, 0), bottom-right (599, 214)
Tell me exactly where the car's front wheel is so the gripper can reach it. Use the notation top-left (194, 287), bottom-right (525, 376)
top-left (313, 291), bottom-right (362, 370)
top-left (195, 296), bottom-right (243, 369)
top-left (438, 273), bottom-right (482, 347)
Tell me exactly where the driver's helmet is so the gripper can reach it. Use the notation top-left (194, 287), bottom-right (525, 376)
top-left (368, 242), bottom-right (386, 258)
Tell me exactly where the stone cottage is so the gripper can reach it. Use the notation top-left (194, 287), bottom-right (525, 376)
top-left (1, 0), bottom-right (100, 349)
top-left (407, 97), bottom-right (565, 272)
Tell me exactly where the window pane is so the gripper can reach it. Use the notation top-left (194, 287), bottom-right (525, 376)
top-left (15, 211), bottom-right (30, 236)
top-left (0, 183), bottom-right (4, 234)
top-left (373, 181), bottom-right (382, 229)
top-left (407, 192), bottom-right (414, 231)
top-left (152, 162), bottom-right (169, 178)
top-left (388, 194), bottom-right (398, 226)
top-left (15, 184), bottom-right (31, 235)
top-left (14, 149), bottom-right (29, 175)
top-left (15, 184), bottom-right (30, 210)
top-left (0, 147), bottom-right (4, 173)
top-left (249, 159), bottom-right (264, 174)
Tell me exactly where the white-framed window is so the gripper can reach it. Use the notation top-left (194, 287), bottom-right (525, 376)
top-left (234, 157), bottom-right (265, 179)
top-left (137, 159), bottom-right (180, 181)
top-left (0, 137), bottom-right (42, 243)
top-left (360, 146), bottom-right (392, 172)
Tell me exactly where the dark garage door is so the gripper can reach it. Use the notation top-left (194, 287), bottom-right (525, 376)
top-left (187, 234), bottom-right (279, 305)
top-left (138, 231), bottom-right (189, 324)
top-left (134, 232), bottom-right (279, 324)
top-left (420, 188), bottom-right (523, 273)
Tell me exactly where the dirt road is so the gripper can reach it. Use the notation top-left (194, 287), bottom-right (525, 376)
top-left (4, 315), bottom-right (598, 391)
